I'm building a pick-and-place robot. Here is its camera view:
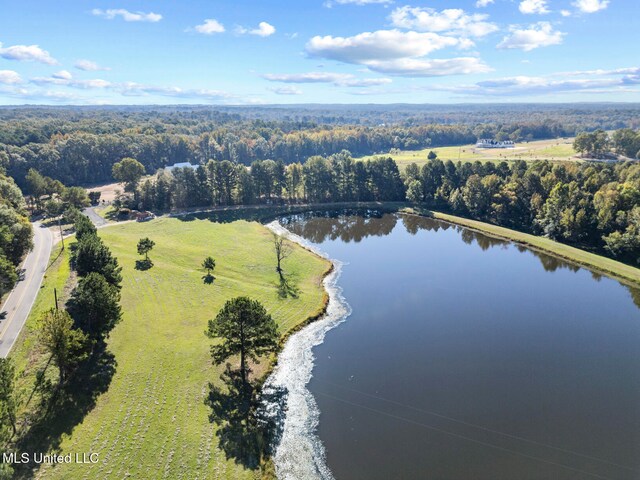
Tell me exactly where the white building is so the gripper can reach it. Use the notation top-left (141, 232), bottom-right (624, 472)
top-left (165, 162), bottom-right (198, 172)
top-left (476, 139), bottom-right (515, 149)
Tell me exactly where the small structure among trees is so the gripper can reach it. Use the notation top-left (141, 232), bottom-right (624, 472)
top-left (476, 139), bottom-right (515, 148)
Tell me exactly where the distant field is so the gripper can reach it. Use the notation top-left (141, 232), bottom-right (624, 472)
top-left (356, 137), bottom-right (577, 169)
top-left (13, 218), bottom-right (329, 480)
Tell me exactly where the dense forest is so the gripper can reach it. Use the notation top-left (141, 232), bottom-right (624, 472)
top-left (403, 157), bottom-right (640, 264)
top-left (0, 168), bottom-right (32, 298)
top-left (132, 154), bottom-right (405, 211)
top-left (2, 104), bottom-right (640, 187)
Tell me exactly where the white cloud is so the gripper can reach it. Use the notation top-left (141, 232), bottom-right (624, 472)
top-left (268, 86), bottom-right (303, 95)
top-left (31, 72), bottom-right (112, 89)
top-left (0, 42), bottom-right (58, 65)
top-left (475, 0), bottom-right (494, 7)
top-left (342, 77), bottom-right (394, 86)
top-left (305, 29), bottom-right (489, 77)
top-left (262, 71), bottom-right (393, 87)
top-left (0, 85), bottom-right (95, 104)
top-left (117, 82), bottom-right (237, 101)
top-left (3, 78), bottom-right (257, 104)
top-left (434, 67), bottom-right (640, 96)
top-left (193, 19), bottom-right (225, 35)
top-left (0, 70), bottom-right (22, 84)
top-left (482, 75), bottom-right (637, 94)
top-left (236, 22), bottom-right (276, 37)
top-left (560, 9), bottom-right (572, 16)
top-left (307, 30), bottom-right (467, 64)
top-left (363, 57), bottom-right (492, 76)
top-left (75, 59), bottom-right (110, 71)
top-left (263, 72), bottom-right (353, 83)
top-left (572, 0), bottom-right (609, 13)
top-left (519, 0), bottom-right (550, 14)
top-left (497, 22), bottom-right (564, 51)
top-left (390, 6), bottom-right (498, 37)
top-left (52, 70), bottom-right (73, 80)
top-left (91, 9), bottom-right (162, 22)
top-left (561, 67), bottom-right (640, 77)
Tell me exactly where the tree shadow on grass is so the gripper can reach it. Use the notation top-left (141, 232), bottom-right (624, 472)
top-left (277, 273), bottom-right (300, 299)
top-left (13, 344), bottom-right (116, 479)
top-left (205, 365), bottom-right (286, 471)
top-left (135, 259), bottom-right (153, 271)
top-left (202, 274), bottom-right (215, 285)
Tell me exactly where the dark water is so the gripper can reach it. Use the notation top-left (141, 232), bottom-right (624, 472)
top-left (279, 211), bottom-right (640, 480)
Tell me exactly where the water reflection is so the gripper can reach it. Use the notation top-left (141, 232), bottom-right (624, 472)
top-left (281, 209), bottom-right (397, 244)
top-left (282, 209), bottom-right (640, 319)
top-left (278, 210), bottom-right (640, 480)
top-left (284, 211), bottom-right (627, 279)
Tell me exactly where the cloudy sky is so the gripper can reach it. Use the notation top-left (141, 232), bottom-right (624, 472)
top-left (0, 0), bottom-right (637, 104)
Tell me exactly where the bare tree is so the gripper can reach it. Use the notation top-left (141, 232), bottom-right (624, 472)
top-left (273, 233), bottom-right (292, 280)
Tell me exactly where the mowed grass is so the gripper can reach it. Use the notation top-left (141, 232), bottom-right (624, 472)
top-left (32, 218), bottom-right (329, 480)
top-left (357, 138), bottom-right (577, 170)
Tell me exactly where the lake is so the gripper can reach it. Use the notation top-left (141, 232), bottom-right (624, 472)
top-left (277, 210), bottom-right (640, 480)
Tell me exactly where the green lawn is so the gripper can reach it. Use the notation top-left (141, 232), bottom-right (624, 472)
top-left (357, 138), bottom-right (577, 169)
top-left (94, 204), bottom-right (115, 221)
top-left (14, 218), bottom-right (329, 480)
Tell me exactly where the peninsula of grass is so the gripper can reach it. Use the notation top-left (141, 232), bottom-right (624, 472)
top-left (170, 202), bottom-right (640, 290)
top-left (108, 200), bottom-right (640, 290)
top-left (403, 207), bottom-right (640, 289)
top-left (13, 217), bottom-right (329, 480)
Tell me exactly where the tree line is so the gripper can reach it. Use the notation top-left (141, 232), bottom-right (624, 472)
top-left (122, 149), bottom-right (640, 265)
top-left (404, 157), bottom-right (640, 264)
top-left (40, 213), bottom-right (122, 384)
top-left (573, 129), bottom-right (640, 159)
top-left (129, 152), bottom-right (406, 212)
top-left (4, 104), bottom-right (639, 188)
top-left (0, 167), bottom-right (32, 299)
top-left (0, 213), bottom-right (122, 477)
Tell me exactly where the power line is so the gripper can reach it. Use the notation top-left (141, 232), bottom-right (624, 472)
top-left (316, 379), bottom-right (636, 473)
top-left (315, 389), bottom-right (618, 480)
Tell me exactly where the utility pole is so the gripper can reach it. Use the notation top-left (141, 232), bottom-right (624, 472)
top-left (58, 216), bottom-right (64, 251)
top-left (54, 287), bottom-right (59, 311)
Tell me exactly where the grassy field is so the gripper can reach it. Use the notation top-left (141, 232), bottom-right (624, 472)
top-left (357, 137), bottom-right (577, 169)
top-left (403, 208), bottom-right (640, 288)
top-left (12, 218), bottom-right (329, 480)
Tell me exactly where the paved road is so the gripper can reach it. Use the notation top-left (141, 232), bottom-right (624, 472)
top-left (0, 222), bottom-right (54, 358)
top-left (83, 206), bottom-right (108, 227)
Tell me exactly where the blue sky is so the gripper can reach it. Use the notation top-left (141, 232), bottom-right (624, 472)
top-left (0, 0), bottom-right (637, 104)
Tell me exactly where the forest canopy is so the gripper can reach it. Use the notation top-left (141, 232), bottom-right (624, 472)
top-left (2, 104), bottom-right (639, 187)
